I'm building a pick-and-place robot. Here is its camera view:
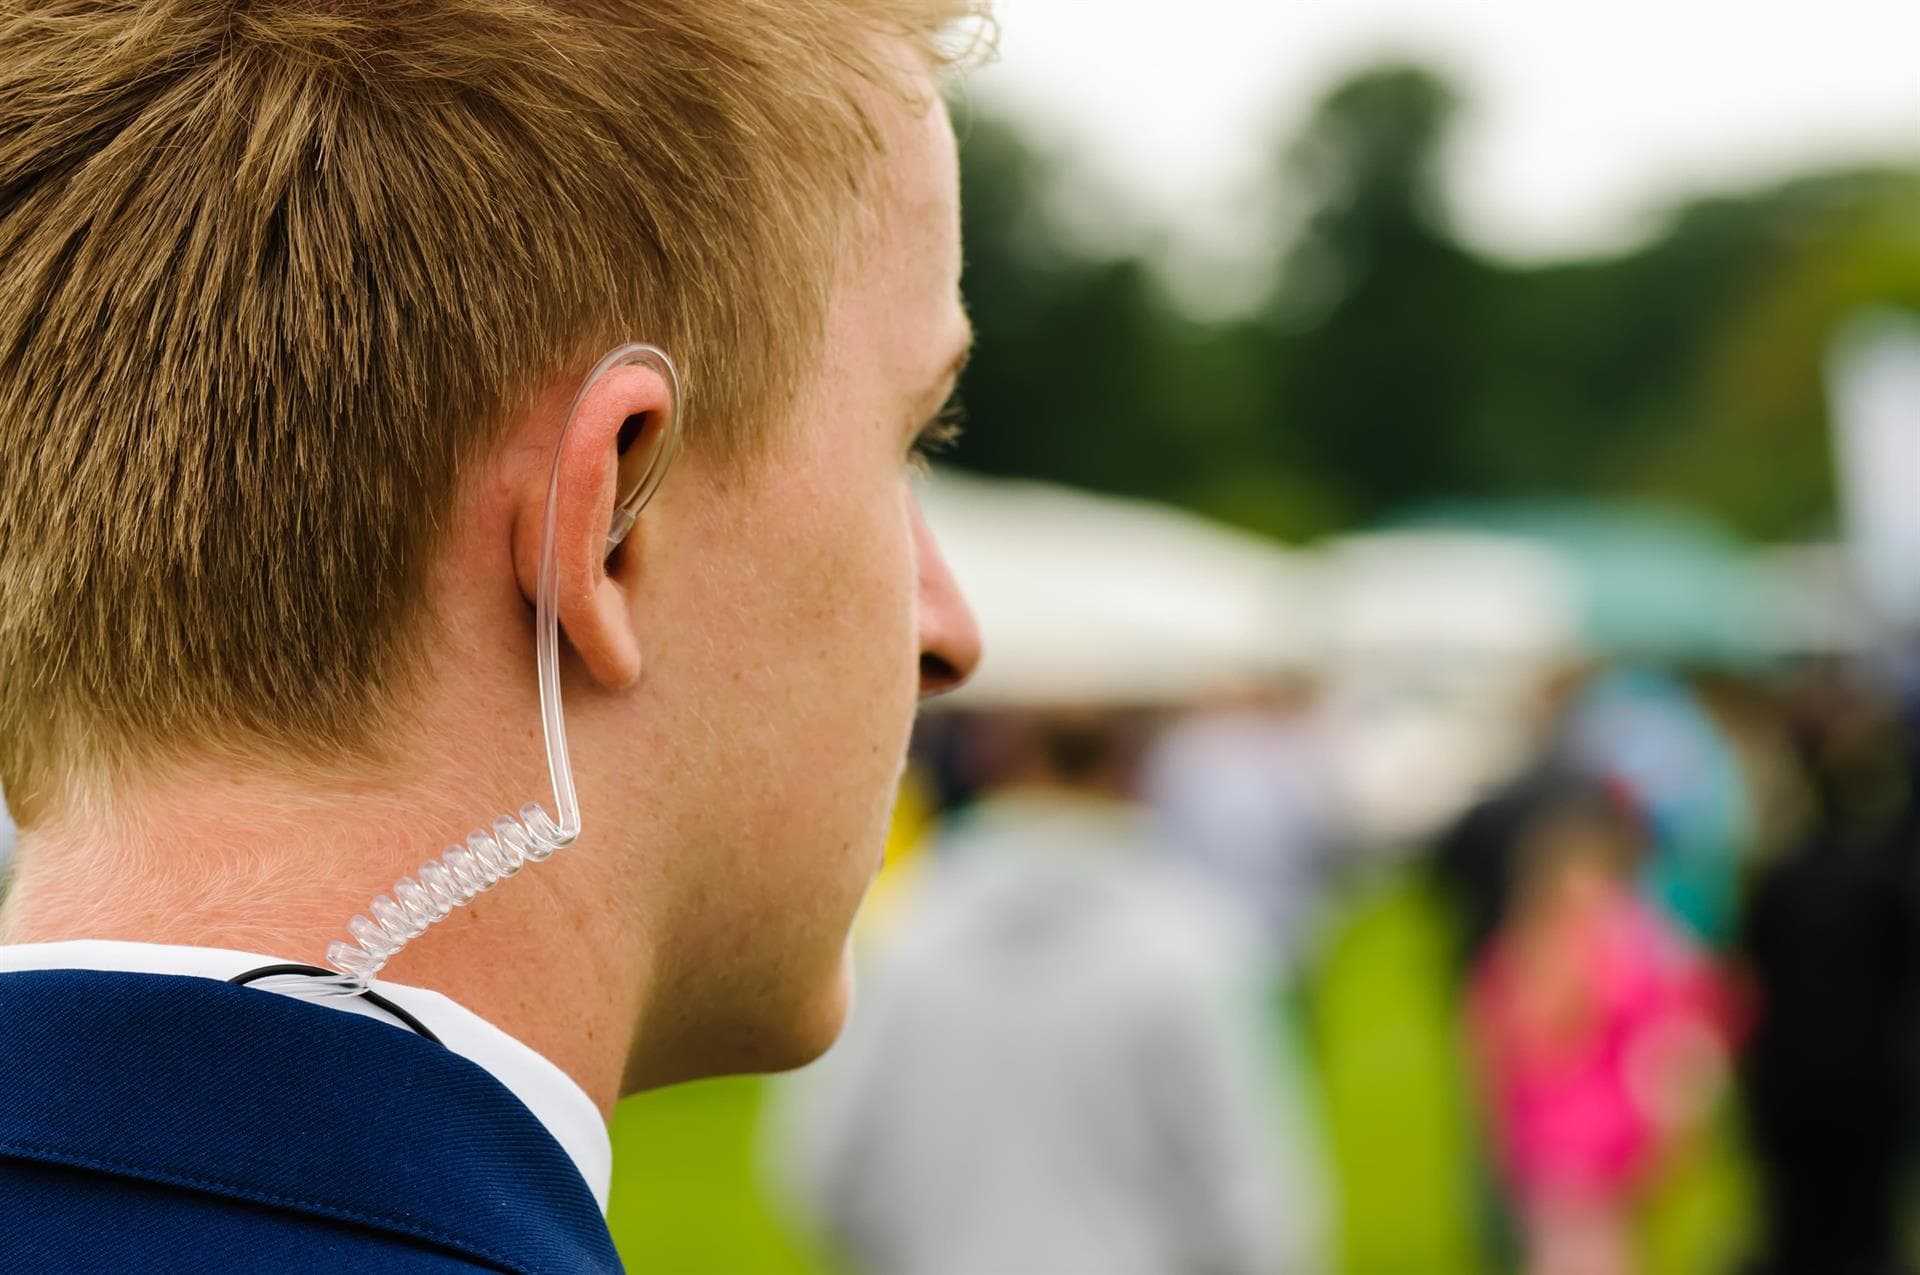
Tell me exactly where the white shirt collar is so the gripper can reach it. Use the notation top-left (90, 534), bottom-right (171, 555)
top-left (0, 939), bottom-right (612, 1213)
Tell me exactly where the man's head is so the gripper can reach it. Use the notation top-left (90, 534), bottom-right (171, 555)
top-left (0, 1), bottom-right (985, 1088)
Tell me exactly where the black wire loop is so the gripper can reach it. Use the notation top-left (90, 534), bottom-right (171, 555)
top-left (227, 962), bottom-right (444, 1047)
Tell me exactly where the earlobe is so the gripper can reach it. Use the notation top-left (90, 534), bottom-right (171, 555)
top-left (510, 350), bottom-right (681, 690)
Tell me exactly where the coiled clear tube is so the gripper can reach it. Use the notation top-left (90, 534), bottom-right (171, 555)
top-left (318, 344), bottom-right (681, 992)
top-left (323, 804), bottom-right (570, 985)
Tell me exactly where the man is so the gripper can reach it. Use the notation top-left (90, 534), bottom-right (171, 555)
top-left (0, 1), bottom-right (985, 1270)
top-left (779, 711), bottom-right (1323, 1275)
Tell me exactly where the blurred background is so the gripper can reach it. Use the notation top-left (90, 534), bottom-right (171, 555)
top-left (599, 2), bottom-right (1920, 1272)
top-left (6, 2), bottom-right (1914, 1272)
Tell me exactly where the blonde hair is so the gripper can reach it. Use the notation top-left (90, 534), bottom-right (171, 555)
top-left (0, 0), bottom-right (989, 826)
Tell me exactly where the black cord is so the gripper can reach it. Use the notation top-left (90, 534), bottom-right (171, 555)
top-left (228, 962), bottom-right (444, 1047)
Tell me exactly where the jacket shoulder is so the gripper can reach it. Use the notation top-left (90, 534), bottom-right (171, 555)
top-left (0, 968), bottom-right (622, 1275)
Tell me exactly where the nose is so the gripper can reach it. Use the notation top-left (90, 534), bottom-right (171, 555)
top-left (911, 494), bottom-right (981, 699)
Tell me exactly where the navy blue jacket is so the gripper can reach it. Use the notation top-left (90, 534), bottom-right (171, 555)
top-left (0, 968), bottom-right (623, 1273)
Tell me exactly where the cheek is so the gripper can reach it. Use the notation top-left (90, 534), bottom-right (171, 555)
top-left (676, 475), bottom-right (920, 875)
top-left (774, 483), bottom-right (919, 857)
top-left (797, 474), bottom-right (920, 687)
top-left (791, 482), bottom-right (921, 800)
top-left (674, 483), bottom-right (917, 1024)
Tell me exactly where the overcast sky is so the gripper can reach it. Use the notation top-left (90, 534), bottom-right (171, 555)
top-left (969, 0), bottom-right (1920, 267)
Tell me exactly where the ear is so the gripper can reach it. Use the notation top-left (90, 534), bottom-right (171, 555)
top-left (510, 361), bottom-right (676, 689)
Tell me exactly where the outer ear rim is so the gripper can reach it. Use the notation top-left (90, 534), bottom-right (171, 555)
top-left (515, 344), bottom-right (683, 690)
top-left (603, 346), bottom-right (684, 556)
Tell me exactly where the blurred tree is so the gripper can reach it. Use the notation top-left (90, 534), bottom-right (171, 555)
top-left (1259, 65), bottom-right (1497, 519)
top-left (947, 118), bottom-right (1181, 498)
top-left (1635, 174), bottom-right (1920, 537)
top-left (949, 115), bottom-right (1344, 537)
top-left (946, 63), bottom-right (1920, 544)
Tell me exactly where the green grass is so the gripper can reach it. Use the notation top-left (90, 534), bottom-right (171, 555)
top-left (607, 870), bottom-right (1753, 1274)
top-left (1303, 873), bottom-right (1753, 1275)
top-left (1303, 875), bottom-right (1486, 1275)
top-left (609, 1076), bottom-right (831, 1274)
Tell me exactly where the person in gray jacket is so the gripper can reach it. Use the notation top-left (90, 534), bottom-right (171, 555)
top-left (778, 712), bottom-right (1327, 1275)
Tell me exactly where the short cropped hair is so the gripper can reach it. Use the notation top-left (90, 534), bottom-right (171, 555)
top-left (0, 0), bottom-right (988, 825)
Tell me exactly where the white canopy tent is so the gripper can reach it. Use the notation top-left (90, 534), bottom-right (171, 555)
top-left (916, 468), bottom-right (1319, 706)
top-left (919, 468), bottom-right (1597, 708)
top-left (1311, 532), bottom-right (1587, 847)
top-left (916, 475), bottom-right (1593, 846)
top-left (1319, 531), bottom-right (1585, 669)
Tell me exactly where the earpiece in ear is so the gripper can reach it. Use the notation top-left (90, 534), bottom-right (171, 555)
top-left (587, 343), bottom-right (682, 553)
top-left (322, 339), bottom-right (681, 990)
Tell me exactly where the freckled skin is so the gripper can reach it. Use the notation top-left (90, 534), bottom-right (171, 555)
top-left (577, 65), bottom-right (981, 1093)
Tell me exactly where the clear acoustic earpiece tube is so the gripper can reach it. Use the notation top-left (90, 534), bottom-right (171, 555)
top-left (317, 344), bottom-right (682, 993)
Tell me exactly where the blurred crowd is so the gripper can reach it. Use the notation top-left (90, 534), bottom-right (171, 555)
top-left (768, 647), bottom-right (1920, 1275)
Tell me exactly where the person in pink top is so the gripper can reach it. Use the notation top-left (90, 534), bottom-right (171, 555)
top-left (1469, 784), bottom-right (1730, 1275)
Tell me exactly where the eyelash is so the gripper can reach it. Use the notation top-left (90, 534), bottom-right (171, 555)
top-left (908, 396), bottom-right (966, 477)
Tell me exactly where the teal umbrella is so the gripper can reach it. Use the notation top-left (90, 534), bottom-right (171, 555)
top-left (1400, 500), bottom-right (1778, 667)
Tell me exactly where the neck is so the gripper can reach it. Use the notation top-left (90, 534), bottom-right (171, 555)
top-left (0, 751), bottom-right (649, 1120)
